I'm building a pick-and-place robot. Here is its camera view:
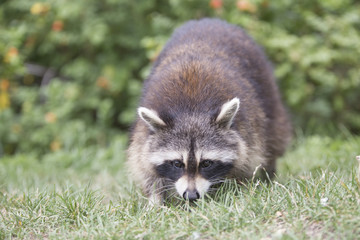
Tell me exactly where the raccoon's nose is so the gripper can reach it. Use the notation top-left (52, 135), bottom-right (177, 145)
top-left (183, 190), bottom-right (200, 201)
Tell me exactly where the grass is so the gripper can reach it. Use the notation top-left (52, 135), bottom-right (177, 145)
top-left (1, 134), bottom-right (360, 239)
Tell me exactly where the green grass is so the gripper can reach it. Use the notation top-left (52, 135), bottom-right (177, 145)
top-left (1, 134), bottom-right (360, 239)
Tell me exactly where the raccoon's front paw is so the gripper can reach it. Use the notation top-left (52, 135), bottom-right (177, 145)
top-left (147, 193), bottom-right (163, 206)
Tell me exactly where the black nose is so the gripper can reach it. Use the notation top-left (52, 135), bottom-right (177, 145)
top-left (183, 190), bottom-right (200, 201)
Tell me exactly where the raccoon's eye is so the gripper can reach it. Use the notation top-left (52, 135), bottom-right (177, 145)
top-left (172, 160), bottom-right (184, 169)
top-left (200, 160), bottom-right (213, 168)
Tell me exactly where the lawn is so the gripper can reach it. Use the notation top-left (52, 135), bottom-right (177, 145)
top-left (2, 0), bottom-right (360, 239)
top-left (1, 134), bottom-right (360, 239)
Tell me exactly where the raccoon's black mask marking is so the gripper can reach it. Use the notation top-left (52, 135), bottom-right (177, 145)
top-left (199, 161), bottom-right (233, 180)
top-left (155, 161), bottom-right (184, 181)
top-left (155, 159), bottom-right (234, 182)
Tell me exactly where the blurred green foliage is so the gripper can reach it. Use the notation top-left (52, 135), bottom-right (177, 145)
top-left (0, 0), bottom-right (359, 156)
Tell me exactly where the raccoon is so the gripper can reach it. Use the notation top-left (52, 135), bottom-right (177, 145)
top-left (127, 18), bottom-right (292, 204)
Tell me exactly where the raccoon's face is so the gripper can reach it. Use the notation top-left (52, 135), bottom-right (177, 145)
top-left (138, 98), bottom-right (243, 201)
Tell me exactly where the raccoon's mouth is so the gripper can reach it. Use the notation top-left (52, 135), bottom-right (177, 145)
top-left (174, 175), bottom-right (212, 201)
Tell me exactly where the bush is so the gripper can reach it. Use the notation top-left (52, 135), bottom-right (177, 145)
top-left (0, 0), bottom-right (359, 156)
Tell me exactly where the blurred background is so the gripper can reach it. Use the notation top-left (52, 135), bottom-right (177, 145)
top-left (1, 0), bottom-right (360, 158)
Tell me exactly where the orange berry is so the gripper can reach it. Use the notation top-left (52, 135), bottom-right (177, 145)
top-left (96, 76), bottom-right (109, 89)
top-left (4, 47), bottom-right (19, 63)
top-left (236, 0), bottom-right (257, 13)
top-left (0, 79), bottom-right (10, 91)
top-left (52, 20), bottom-right (64, 32)
top-left (45, 112), bottom-right (57, 123)
top-left (210, 0), bottom-right (223, 9)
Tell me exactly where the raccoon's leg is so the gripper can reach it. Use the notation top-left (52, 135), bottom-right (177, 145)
top-left (261, 158), bottom-right (276, 181)
top-left (148, 193), bottom-right (163, 206)
top-left (145, 178), bottom-right (166, 205)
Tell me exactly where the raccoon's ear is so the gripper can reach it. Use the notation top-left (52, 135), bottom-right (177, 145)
top-left (138, 107), bottom-right (167, 131)
top-left (216, 97), bottom-right (240, 129)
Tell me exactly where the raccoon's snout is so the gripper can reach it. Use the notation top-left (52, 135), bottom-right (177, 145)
top-left (183, 189), bottom-right (200, 201)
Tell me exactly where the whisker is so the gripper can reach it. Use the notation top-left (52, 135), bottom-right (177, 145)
top-left (210, 179), bottom-right (227, 185)
top-left (208, 172), bottom-right (229, 181)
top-left (166, 191), bottom-right (178, 199)
top-left (155, 184), bottom-right (174, 191)
top-left (210, 179), bottom-right (226, 183)
top-left (157, 185), bottom-right (176, 195)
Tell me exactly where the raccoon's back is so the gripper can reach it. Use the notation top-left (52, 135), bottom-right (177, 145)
top-left (141, 19), bottom-right (275, 122)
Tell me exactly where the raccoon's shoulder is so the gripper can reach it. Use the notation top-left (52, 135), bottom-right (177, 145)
top-left (152, 20), bottom-right (228, 64)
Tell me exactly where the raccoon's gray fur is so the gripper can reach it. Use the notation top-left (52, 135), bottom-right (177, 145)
top-left (127, 18), bottom-right (292, 204)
